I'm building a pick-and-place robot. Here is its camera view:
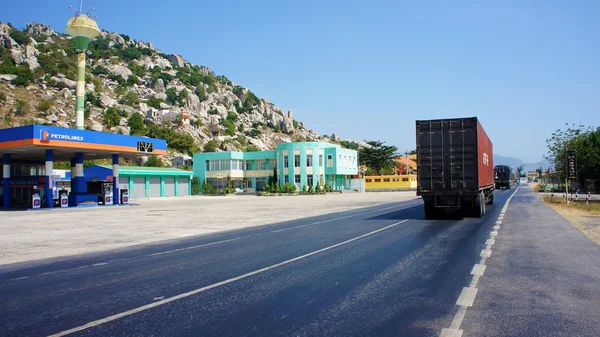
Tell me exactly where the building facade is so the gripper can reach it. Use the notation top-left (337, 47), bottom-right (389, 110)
top-left (193, 142), bottom-right (358, 193)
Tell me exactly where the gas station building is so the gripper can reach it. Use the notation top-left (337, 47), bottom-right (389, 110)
top-left (0, 124), bottom-right (167, 209)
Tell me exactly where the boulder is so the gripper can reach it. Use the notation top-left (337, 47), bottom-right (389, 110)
top-left (169, 54), bottom-right (185, 68)
top-left (109, 32), bottom-right (125, 45)
top-left (51, 76), bottom-right (76, 90)
top-left (159, 102), bottom-right (170, 110)
top-left (89, 107), bottom-right (103, 118)
top-left (287, 110), bottom-right (293, 119)
top-left (281, 118), bottom-right (295, 133)
top-left (148, 42), bottom-right (154, 50)
top-left (0, 23), bottom-right (10, 35)
top-left (331, 133), bottom-right (339, 142)
top-left (25, 57), bottom-right (40, 70)
top-left (208, 115), bottom-right (221, 125)
top-left (90, 120), bottom-right (104, 132)
top-left (270, 111), bottom-right (284, 126)
top-left (10, 49), bottom-right (24, 64)
top-left (107, 64), bottom-right (133, 79)
top-left (60, 88), bottom-right (72, 98)
top-left (0, 74), bottom-right (17, 82)
top-left (0, 34), bottom-right (17, 49)
top-left (25, 44), bottom-right (39, 58)
top-left (56, 121), bottom-right (69, 128)
top-left (153, 78), bottom-right (165, 93)
top-left (115, 126), bottom-right (130, 135)
top-left (119, 117), bottom-right (128, 126)
top-left (46, 114), bottom-right (58, 122)
top-left (215, 105), bottom-right (228, 119)
top-left (26, 23), bottom-right (56, 36)
top-left (154, 57), bottom-right (171, 69)
top-left (99, 94), bottom-right (116, 108)
top-left (155, 92), bottom-right (168, 101)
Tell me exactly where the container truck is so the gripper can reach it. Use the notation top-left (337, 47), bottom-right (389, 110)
top-left (416, 117), bottom-right (494, 218)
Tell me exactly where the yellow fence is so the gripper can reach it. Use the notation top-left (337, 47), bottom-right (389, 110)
top-left (364, 175), bottom-right (417, 190)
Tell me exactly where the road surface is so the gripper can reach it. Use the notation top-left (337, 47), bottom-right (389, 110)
top-left (1, 186), bottom-right (599, 336)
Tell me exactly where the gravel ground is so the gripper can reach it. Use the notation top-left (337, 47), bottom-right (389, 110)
top-left (0, 192), bottom-right (418, 266)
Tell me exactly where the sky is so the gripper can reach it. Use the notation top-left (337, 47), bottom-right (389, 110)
top-left (3, 0), bottom-right (600, 162)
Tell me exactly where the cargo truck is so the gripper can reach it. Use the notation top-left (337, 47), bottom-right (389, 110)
top-left (416, 117), bottom-right (495, 218)
top-left (494, 165), bottom-right (511, 189)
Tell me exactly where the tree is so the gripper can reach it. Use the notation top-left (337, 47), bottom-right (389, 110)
top-left (194, 85), bottom-right (207, 101)
top-left (191, 177), bottom-right (201, 195)
top-left (103, 107), bottom-right (121, 128)
top-left (358, 140), bottom-right (398, 175)
top-left (203, 140), bottom-right (219, 152)
top-left (128, 113), bottom-right (146, 136)
top-left (165, 87), bottom-right (178, 104)
top-left (144, 156), bottom-right (164, 167)
top-left (516, 165), bottom-right (525, 178)
top-left (246, 144), bottom-right (260, 152)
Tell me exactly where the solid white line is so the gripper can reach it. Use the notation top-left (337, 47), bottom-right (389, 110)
top-left (470, 264), bottom-right (486, 276)
top-left (485, 239), bottom-right (495, 245)
top-left (147, 237), bottom-right (242, 257)
top-left (48, 220), bottom-right (409, 337)
top-left (440, 327), bottom-right (463, 337)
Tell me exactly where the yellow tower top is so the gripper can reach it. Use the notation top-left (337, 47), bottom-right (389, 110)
top-left (65, 14), bottom-right (100, 39)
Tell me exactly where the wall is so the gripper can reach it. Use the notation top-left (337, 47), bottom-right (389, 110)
top-left (364, 175), bottom-right (417, 191)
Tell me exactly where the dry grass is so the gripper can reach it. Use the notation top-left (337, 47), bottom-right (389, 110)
top-left (543, 195), bottom-right (600, 244)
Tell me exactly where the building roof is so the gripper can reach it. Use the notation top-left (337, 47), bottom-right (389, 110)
top-left (92, 165), bottom-right (193, 177)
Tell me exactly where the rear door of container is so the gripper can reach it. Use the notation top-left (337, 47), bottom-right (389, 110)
top-left (417, 118), bottom-right (479, 192)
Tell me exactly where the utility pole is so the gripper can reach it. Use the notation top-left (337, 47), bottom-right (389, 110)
top-left (564, 144), bottom-right (569, 204)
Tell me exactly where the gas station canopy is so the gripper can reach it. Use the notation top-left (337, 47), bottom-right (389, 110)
top-left (0, 124), bottom-right (167, 161)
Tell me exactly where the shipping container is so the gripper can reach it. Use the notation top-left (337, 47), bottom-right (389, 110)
top-left (416, 117), bottom-right (494, 218)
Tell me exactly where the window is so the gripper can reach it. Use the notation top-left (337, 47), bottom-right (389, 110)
top-left (393, 178), bottom-right (400, 182)
top-left (327, 154), bottom-right (333, 168)
top-left (366, 179), bottom-right (372, 182)
top-left (294, 155), bottom-right (300, 167)
top-left (246, 179), bottom-right (253, 188)
top-left (402, 178), bottom-right (409, 182)
top-left (209, 160), bottom-right (220, 171)
top-left (270, 159), bottom-right (277, 169)
top-left (219, 159), bottom-right (230, 171)
top-left (285, 175), bottom-right (289, 183)
top-left (339, 155), bottom-right (341, 166)
top-left (306, 156), bottom-right (313, 167)
top-left (294, 175), bottom-right (301, 184)
top-left (206, 161), bottom-right (210, 171)
top-left (307, 175), bottom-right (313, 187)
top-left (383, 178), bottom-right (390, 182)
top-left (232, 159), bottom-right (241, 170)
top-left (257, 160), bottom-right (266, 170)
top-left (245, 161), bottom-right (252, 171)
top-left (319, 154), bottom-right (323, 167)
top-left (284, 156), bottom-right (288, 168)
top-left (137, 141), bottom-right (154, 153)
top-left (374, 178), bottom-right (381, 182)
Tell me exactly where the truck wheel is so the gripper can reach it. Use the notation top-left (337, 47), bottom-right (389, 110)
top-left (488, 192), bottom-right (494, 205)
top-left (424, 201), bottom-right (436, 219)
top-left (473, 194), bottom-right (484, 218)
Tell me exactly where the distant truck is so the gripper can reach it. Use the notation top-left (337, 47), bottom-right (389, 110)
top-left (416, 117), bottom-right (495, 218)
top-left (494, 165), bottom-right (511, 189)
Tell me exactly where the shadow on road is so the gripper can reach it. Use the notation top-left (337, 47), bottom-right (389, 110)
top-left (366, 203), bottom-right (469, 221)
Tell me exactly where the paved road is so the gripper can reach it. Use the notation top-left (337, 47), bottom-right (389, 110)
top-left (0, 187), bottom-right (597, 336)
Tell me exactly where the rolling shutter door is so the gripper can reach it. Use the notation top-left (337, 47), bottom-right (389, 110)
top-left (149, 177), bottom-right (161, 197)
top-left (132, 177), bottom-right (146, 199)
top-left (164, 177), bottom-right (175, 197)
top-left (177, 177), bottom-right (189, 196)
top-left (118, 176), bottom-right (129, 191)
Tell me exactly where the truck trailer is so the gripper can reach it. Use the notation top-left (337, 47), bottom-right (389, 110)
top-left (416, 117), bottom-right (495, 218)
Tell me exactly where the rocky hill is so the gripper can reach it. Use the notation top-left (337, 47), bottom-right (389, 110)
top-left (0, 22), bottom-right (360, 164)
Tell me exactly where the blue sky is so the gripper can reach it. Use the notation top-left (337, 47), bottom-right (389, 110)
top-left (4, 0), bottom-right (599, 162)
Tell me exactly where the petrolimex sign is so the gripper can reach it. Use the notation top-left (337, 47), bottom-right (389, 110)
top-left (40, 130), bottom-right (84, 142)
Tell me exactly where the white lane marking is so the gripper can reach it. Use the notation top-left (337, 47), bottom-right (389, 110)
top-left (440, 328), bottom-right (463, 337)
top-left (7, 276), bottom-right (30, 281)
top-left (147, 237), bottom-right (242, 257)
top-left (456, 287), bottom-right (478, 307)
top-left (470, 264), bottom-right (486, 276)
top-left (48, 220), bottom-right (409, 337)
top-left (440, 186), bottom-right (520, 337)
top-left (11, 202), bottom-right (417, 282)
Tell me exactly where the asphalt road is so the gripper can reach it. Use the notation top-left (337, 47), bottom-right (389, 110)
top-left (1, 187), bottom-right (595, 337)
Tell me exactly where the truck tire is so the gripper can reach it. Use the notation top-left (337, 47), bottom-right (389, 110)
top-left (488, 192), bottom-right (494, 205)
top-left (473, 193), bottom-right (484, 218)
top-left (424, 201), bottom-right (435, 219)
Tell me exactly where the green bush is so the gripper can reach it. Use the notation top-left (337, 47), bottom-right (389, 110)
top-left (120, 91), bottom-right (139, 106)
top-left (144, 156), bottom-right (164, 167)
top-left (315, 182), bottom-right (321, 194)
top-left (146, 96), bottom-right (165, 109)
top-left (128, 62), bottom-right (147, 77)
top-left (120, 47), bottom-right (142, 61)
top-left (194, 85), bottom-right (207, 101)
top-left (126, 74), bottom-right (139, 86)
top-left (165, 87), bottom-right (178, 103)
top-left (308, 184), bottom-right (314, 194)
top-left (108, 73), bottom-right (126, 86)
top-left (0, 91), bottom-right (6, 103)
top-left (38, 100), bottom-right (54, 112)
top-left (146, 124), bottom-right (199, 155)
top-left (246, 144), bottom-right (260, 152)
top-left (249, 129), bottom-right (261, 137)
top-left (13, 65), bottom-right (34, 86)
top-left (202, 181), bottom-right (218, 195)
top-left (9, 30), bottom-right (29, 45)
top-left (283, 182), bottom-right (296, 194)
top-left (207, 109), bottom-right (219, 115)
top-left (302, 185), bottom-right (307, 193)
top-left (237, 124), bottom-right (244, 133)
top-left (203, 140), bottom-right (219, 152)
top-left (103, 107), bottom-right (121, 127)
top-left (0, 59), bottom-right (16, 74)
top-left (14, 98), bottom-right (29, 116)
top-left (226, 111), bottom-right (238, 122)
top-left (92, 65), bottom-right (109, 76)
top-left (128, 113), bottom-right (146, 136)
top-left (85, 91), bottom-right (101, 107)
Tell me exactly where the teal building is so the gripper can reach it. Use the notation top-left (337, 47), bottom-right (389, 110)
top-left (193, 142), bottom-right (358, 192)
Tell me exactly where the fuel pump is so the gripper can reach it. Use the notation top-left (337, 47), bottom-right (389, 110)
top-left (102, 183), bottom-right (113, 205)
top-left (59, 188), bottom-right (69, 208)
top-left (31, 186), bottom-right (41, 209)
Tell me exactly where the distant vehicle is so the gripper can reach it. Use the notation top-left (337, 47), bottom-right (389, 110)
top-left (519, 177), bottom-right (528, 184)
top-left (494, 165), bottom-right (511, 189)
top-left (416, 117), bottom-right (494, 218)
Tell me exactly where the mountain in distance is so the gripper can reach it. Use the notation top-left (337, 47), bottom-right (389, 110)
top-left (494, 155), bottom-right (551, 172)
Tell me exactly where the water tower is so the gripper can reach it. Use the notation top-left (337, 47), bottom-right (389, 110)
top-left (65, 1), bottom-right (100, 130)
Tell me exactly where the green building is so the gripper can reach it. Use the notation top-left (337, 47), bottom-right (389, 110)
top-left (193, 142), bottom-right (358, 193)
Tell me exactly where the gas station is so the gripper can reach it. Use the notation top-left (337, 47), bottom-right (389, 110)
top-left (0, 124), bottom-right (166, 210)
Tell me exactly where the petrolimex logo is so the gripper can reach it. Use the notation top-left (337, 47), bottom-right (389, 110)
top-left (40, 130), bottom-right (84, 142)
